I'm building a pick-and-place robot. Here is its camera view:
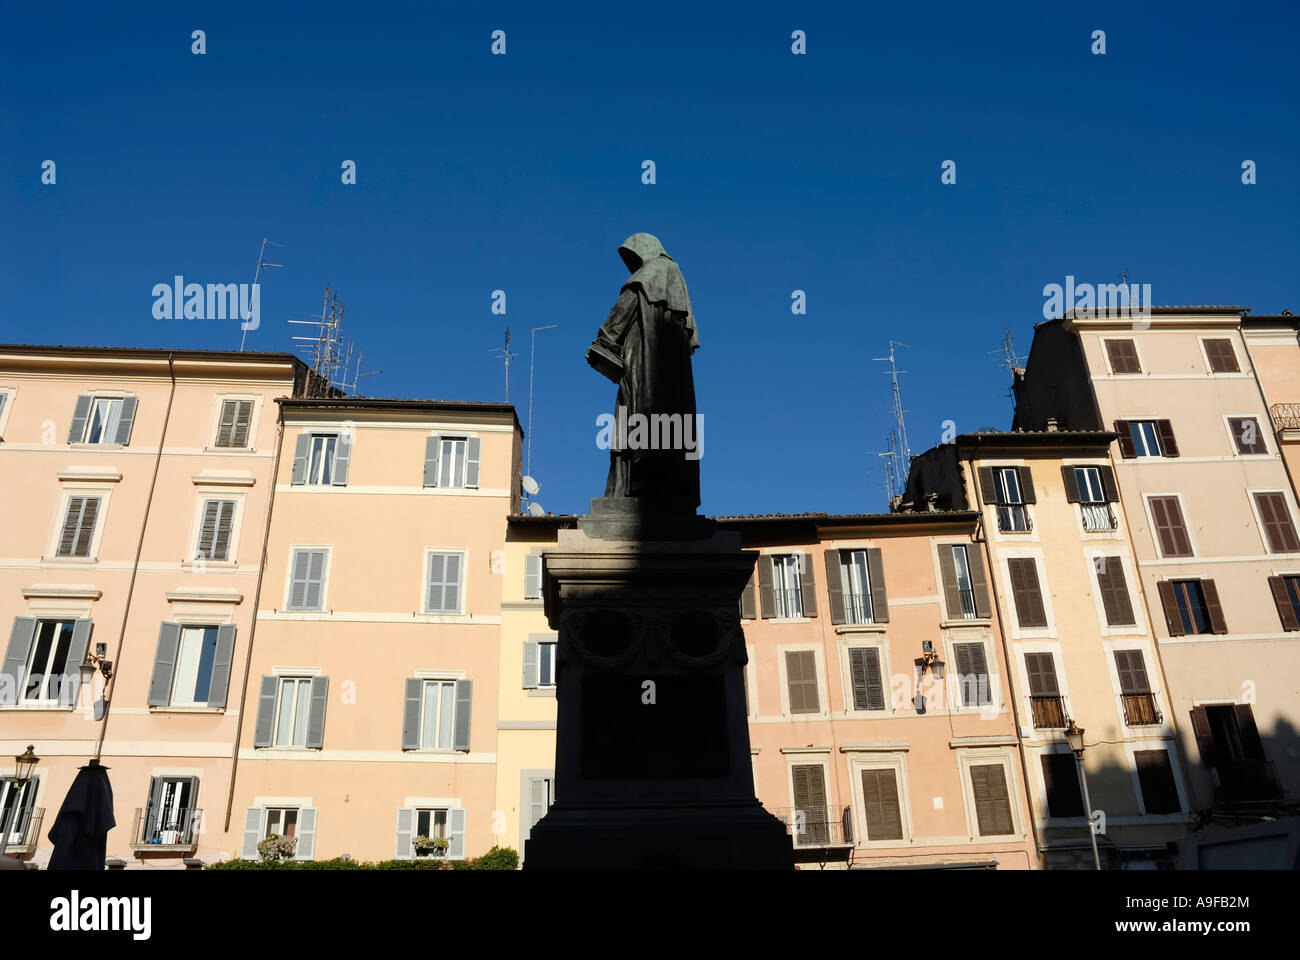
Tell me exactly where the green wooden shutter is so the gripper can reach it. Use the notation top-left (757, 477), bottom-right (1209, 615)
top-left (290, 434), bottom-right (310, 484)
top-left (252, 676), bottom-right (278, 747)
top-left (402, 678), bottom-right (422, 750)
top-left (1114, 650), bottom-right (1151, 695)
top-left (453, 679), bottom-right (473, 751)
top-left (1, 617), bottom-right (38, 705)
top-left (305, 676), bottom-right (329, 748)
top-left (147, 622), bottom-right (182, 706)
top-left (861, 768), bottom-right (903, 840)
top-left (849, 647), bottom-right (885, 711)
top-left (212, 500), bottom-right (236, 560)
top-left (465, 437), bottom-right (481, 488)
top-left (113, 396), bottom-right (138, 445)
top-left (197, 501), bottom-right (220, 559)
top-left (61, 619), bottom-right (92, 705)
top-left (395, 808), bottom-right (415, 859)
top-left (825, 550), bottom-right (846, 624)
top-left (1008, 558), bottom-right (1047, 628)
top-left (241, 807), bottom-right (263, 859)
top-left (68, 395), bottom-right (93, 443)
top-left (215, 400), bottom-right (239, 447)
top-left (866, 548), bottom-right (889, 623)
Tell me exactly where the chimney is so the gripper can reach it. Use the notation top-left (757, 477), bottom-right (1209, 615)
top-left (1045, 417), bottom-right (1059, 433)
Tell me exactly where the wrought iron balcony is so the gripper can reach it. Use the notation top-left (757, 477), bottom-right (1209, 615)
top-left (996, 504), bottom-right (1032, 533)
top-left (1029, 695), bottom-right (1069, 729)
top-left (1120, 693), bottom-right (1163, 726)
top-left (0, 806), bottom-right (43, 856)
top-left (771, 587), bottom-right (804, 618)
top-left (844, 593), bottom-right (875, 625)
top-left (1081, 503), bottom-right (1117, 532)
top-left (130, 807), bottom-right (201, 851)
top-left (1271, 403), bottom-right (1300, 431)
top-left (769, 805), bottom-right (854, 847)
top-left (1214, 760), bottom-right (1283, 803)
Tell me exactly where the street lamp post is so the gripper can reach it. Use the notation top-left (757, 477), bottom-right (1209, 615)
top-left (1, 746), bottom-right (40, 858)
top-left (1063, 720), bottom-right (1101, 871)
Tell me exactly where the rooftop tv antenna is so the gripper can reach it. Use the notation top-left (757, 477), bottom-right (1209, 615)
top-left (289, 286), bottom-right (373, 397)
top-left (873, 341), bottom-right (912, 498)
top-left (239, 237), bottom-right (283, 352)
top-left (489, 328), bottom-right (520, 402)
top-left (526, 324), bottom-right (560, 478)
top-left (989, 327), bottom-right (1027, 405)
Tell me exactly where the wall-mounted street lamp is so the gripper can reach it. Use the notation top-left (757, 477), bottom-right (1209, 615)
top-left (1063, 719), bottom-right (1101, 871)
top-left (2, 746), bottom-right (40, 857)
top-left (79, 642), bottom-right (113, 684)
top-left (913, 641), bottom-right (946, 713)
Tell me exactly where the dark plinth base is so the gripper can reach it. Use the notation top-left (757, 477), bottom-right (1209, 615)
top-left (524, 800), bottom-right (793, 870)
top-left (579, 496), bottom-right (713, 541)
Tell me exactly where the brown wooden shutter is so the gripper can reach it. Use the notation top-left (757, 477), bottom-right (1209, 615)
top-left (1157, 581), bottom-right (1185, 636)
top-left (1100, 465), bottom-right (1119, 502)
top-left (1114, 420), bottom-right (1135, 458)
top-left (849, 647), bottom-right (884, 711)
top-left (938, 545), bottom-right (962, 619)
top-left (758, 556), bottom-right (775, 619)
top-left (955, 643), bottom-right (990, 706)
top-left (740, 567), bottom-right (757, 620)
top-left (798, 554), bottom-right (818, 618)
top-left (1254, 492), bottom-right (1300, 553)
top-left (1268, 576), bottom-right (1300, 631)
top-left (786, 651), bottom-right (819, 713)
top-left (1156, 419), bottom-right (1179, 457)
top-left (1041, 754), bottom-right (1084, 818)
top-left (1113, 650), bottom-right (1152, 694)
top-left (1095, 556), bottom-right (1135, 626)
top-left (1228, 417), bottom-right (1267, 455)
top-left (970, 764), bottom-right (1014, 835)
top-left (1204, 338), bottom-right (1239, 372)
top-left (1189, 706), bottom-right (1219, 769)
top-left (866, 548), bottom-right (889, 623)
top-left (966, 546), bottom-right (992, 618)
top-left (1201, 579), bottom-right (1228, 634)
top-left (1007, 558), bottom-right (1047, 628)
top-left (1233, 704), bottom-right (1266, 760)
top-left (1024, 652), bottom-right (1059, 696)
top-left (1016, 467), bottom-right (1036, 504)
top-left (1106, 339), bottom-right (1141, 373)
top-left (216, 401), bottom-right (239, 446)
top-left (824, 550), bottom-right (845, 624)
top-left (861, 768), bottom-right (903, 840)
top-left (1061, 465), bottom-right (1081, 502)
top-left (792, 764), bottom-right (827, 831)
top-left (977, 467), bottom-right (998, 504)
top-left (1149, 496), bottom-right (1192, 557)
top-left (1134, 750), bottom-right (1179, 814)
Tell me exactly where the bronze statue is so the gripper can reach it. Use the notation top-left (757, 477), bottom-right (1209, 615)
top-left (587, 233), bottom-right (701, 508)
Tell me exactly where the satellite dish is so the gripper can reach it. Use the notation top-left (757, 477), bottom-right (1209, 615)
top-left (527, 501), bottom-right (545, 517)
top-left (522, 476), bottom-right (540, 496)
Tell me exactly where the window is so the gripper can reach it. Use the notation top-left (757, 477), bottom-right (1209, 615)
top-left (140, 776), bottom-right (199, 845)
top-left (68, 394), bottom-right (137, 446)
top-left (148, 623), bottom-right (235, 709)
top-left (402, 678), bottom-right (471, 751)
top-left (292, 432), bottom-right (351, 487)
top-left (1073, 466), bottom-right (1116, 531)
top-left (771, 555), bottom-right (804, 618)
top-left (1159, 579), bottom-right (1227, 636)
top-left (425, 552), bottom-right (464, 613)
top-left (287, 549), bottom-right (328, 610)
top-left (839, 549), bottom-right (875, 624)
top-left (308, 434), bottom-right (337, 484)
top-left (1116, 419), bottom-right (1178, 459)
top-left (1147, 496), bottom-right (1193, 557)
top-left (1024, 652), bottom-right (1066, 728)
top-left (21, 620), bottom-right (78, 704)
top-left (1191, 704), bottom-right (1278, 802)
top-left (1269, 575), bottom-right (1300, 631)
top-left (1133, 750), bottom-right (1180, 814)
top-left (1105, 339), bottom-right (1141, 374)
top-left (950, 546), bottom-right (976, 616)
top-left (170, 626), bottom-right (219, 707)
top-left (969, 763), bottom-right (1015, 835)
top-left (196, 499), bottom-right (236, 560)
top-left (1253, 492), bottom-right (1300, 553)
top-left (1093, 556), bottom-right (1136, 626)
top-left (1040, 754), bottom-right (1084, 818)
top-left (524, 777), bottom-right (554, 845)
top-left (422, 435), bottom-right (481, 489)
top-left (524, 638), bottom-right (557, 689)
top-left (939, 544), bottom-right (989, 619)
top-left (274, 677), bottom-right (314, 747)
top-left (1130, 421), bottom-right (1161, 457)
top-left (413, 808), bottom-right (449, 856)
top-left (439, 438), bottom-right (468, 488)
top-left (214, 400), bottom-right (254, 447)
top-left (953, 642), bottom-right (992, 707)
top-left (859, 768), bottom-right (903, 841)
top-left (992, 467), bottom-right (1030, 532)
top-left (1203, 338), bottom-right (1239, 373)
top-left (264, 807), bottom-right (299, 840)
top-left (1228, 417), bottom-right (1267, 455)
top-left (55, 496), bottom-right (101, 558)
top-left (241, 805), bottom-right (317, 860)
top-left (419, 679), bottom-right (456, 749)
top-left (791, 764), bottom-right (830, 844)
top-left (0, 776), bottom-right (39, 846)
top-left (524, 553), bottom-right (543, 599)
top-left (1114, 650), bottom-right (1161, 725)
top-left (847, 647), bottom-right (885, 711)
top-left (784, 650), bottom-right (820, 714)
top-left (1007, 557), bottom-right (1047, 629)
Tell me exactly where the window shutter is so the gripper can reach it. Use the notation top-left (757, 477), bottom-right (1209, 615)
top-left (422, 436), bottom-right (441, 487)
top-left (740, 566), bottom-right (757, 620)
top-left (197, 501), bottom-right (220, 558)
top-left (1099, 465), bottom-right (1119, 502)
top-left (1024, 652), bottom-right (1059, 696)
top-left (147, 622), bottom-right (182, 706)
top-left (1061, 465), bottom-right (1081, 503)
top-left (758, 556), bottom-right (775, 619)
top-left (447, 807), bottom-right (467, 859)
top-left (1255, 492), bottom-right (1300, 553)
top-left (214, 500), bottom-right (236, 560)
top-left (216, 401), bottom-right (239, 447)
top-left (58, 497), bottom-right (87, 556)
top-left (1114, 420), bottom-right (1135, 458)
top-left (966, 546), bottom-right (992, 618)
top-left (61, 619), bottom-right (93, 703)
top-left (861, 768), bottom-right (903, 840)
top-left (1150, 497), bottom-right (1193, 557)
top-left (111, 396), bottom-right (138, 445)
top-left (1007, 558), bottom-right (1047, 628)
top-left (1134, 750), bottom-right (1179, 814)
top-left (253, 675), bottom-right (278, 747)
top-left (1156, 581), bottom-right (1184, 636)
top-left (971, 764), bottom-right (1014, 835)
top-left (953, 643), bottom-right (973, 691)
top-left (524, 553), bottom-right (542, 599)
top-left (1016, 467), bottom-right (1036, 503)
top-left (304, 550), bottom-right (326, 610)
top-left (402, 678), bottom-right (422, 750)
top-left (443, 554), bottom-right (462, 613)
top-left (977, 466), bottom-right (998, 504)
top-left (938, 545), bottom-right (962, 619)
top-left (1156, 419), bottom-right (1179, 458)
top-left (1201, 580), bottom-right (1228, 634)
top-left (523, 641), bottom-right (539, 689)
top-left (1233, 704), bottom-right (1266, 760)
top-left (72, 498), bottom-right (99, 557)
top-left (785, 651), bottom-right (819, 713)
top-left (1268, 576), bottom-right (1300, 631)
top-left (142, 776), bottom-right (164, 837)
top-left (464, 436), bottom-right (481, 488)
top-left (1113, 650), bottom-right (1151, 695)
top-left (1095, 556), bottom-right (1135, 626)
top-left (203, 624), bottom-right (237, 708)
top-left (968, 643), bottom-right (990, 705)
top-left (68, 395), bottom-right (93, 443)
top-left (1189, 705), bottom-right (1217, 767)
top-left (331, 435), bottom-right (351, 486)
top-left (792, 764), bottom-right (827, 831)
top-left (1041, 754), bottom-right (1084, 818)
top-left (528, 778), bottom-right (548, 834)
top-left (394, 808), bottom-right (416, 860)
top-left (2, 617), bottom-right (37, 705)
top-left (453, 679), bottom-right (473, 751)
top-left (825, 550), bottom-right (846, 625)
top-left (290, 434), bottom-right (310, 484)
top-left (1205, 339), bottom-right (1239, 372)
top-left (288, 550), bottom-right (311, 609)
top-left (294, 808), bottom-right (317, 860)
top-left (798, 553), bottom-right (817, 617)
top-left (849, 647), bottom-right (885, 711)
top-left (305, 676), bottom-right (329, 748)
top-left (866, 548), bottom-right (889, 623)
top-left (241, 807), bottom-right (263, 860)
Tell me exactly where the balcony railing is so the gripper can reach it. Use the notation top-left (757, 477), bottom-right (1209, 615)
top-left (1271, 403), bottom-right (1300, 431)
top-left (996, 505), bottom-right (1032, 533)
top-left (130, 807), bottom-right (201, 850)
top-left (770, 806), bottom-right (854, 847)
top-left (955, 587), bottom-right (979, 619)
top-left (844, 592), bottom-right (874, 625)
top-left (1214, 760), bottom-right (1283, 804)
top-left (0, 806), bottom-right (43, 855)
top-left (1120, 693), bottom-right (1163, 726)
top-left (1029, 695), bottom-right (1069, 729)
top-left (771, 587), bottom-right (804, 618)
top-left (1081, 503), bottom-right (1117, 532)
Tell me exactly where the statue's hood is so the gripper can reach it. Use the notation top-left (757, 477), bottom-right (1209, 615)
top-left (617, 232), bottom-right (699, 351)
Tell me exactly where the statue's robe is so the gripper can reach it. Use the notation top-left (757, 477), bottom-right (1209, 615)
top-left (596, 285), bottom-right (700, 507)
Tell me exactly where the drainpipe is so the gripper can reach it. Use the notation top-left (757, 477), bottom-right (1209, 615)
top-left (94, 354), bottom-right (176, 761)
top-left (223, 402), bottom-right (285, 832)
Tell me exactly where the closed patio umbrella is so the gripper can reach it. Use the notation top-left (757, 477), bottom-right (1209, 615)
top-left (47, 759), bottom-right (115, 870)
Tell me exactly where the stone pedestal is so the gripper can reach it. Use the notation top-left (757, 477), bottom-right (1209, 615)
top-left (523, 499), bottom-right (792, 870)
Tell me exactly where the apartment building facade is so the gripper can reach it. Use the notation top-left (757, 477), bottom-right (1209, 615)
top-left (1013, 310), bottom-right (1300, 845)
top-left (223, 397), bottom-right (522, 864)
top-left (0, 345), bottom-right (308, 867)
top-left (1242, 313), bottom-right (1300, 496)
top-left (904, 432), bottom-right (1191, 868)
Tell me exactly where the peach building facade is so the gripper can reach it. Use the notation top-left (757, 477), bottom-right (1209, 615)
top-left (1242, 314), bottom-right (1300, 497)
top-left (223, 397), bottom-right (522, 863)
top-left (0, 345), bottom-right (308, 867)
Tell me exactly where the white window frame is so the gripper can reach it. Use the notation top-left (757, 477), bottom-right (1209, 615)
top-left (19, 619), bottom-right (79, 706)
top-left (0, 386), bottom-right (16, 439)
top-left (1246, 487), bottom-right (1300, 556)
top-left (422, 548), bottom-right (467, 615)
top-left (45, 484), bottom-right (113, 562)
top-left (770, 554), bottom-right (804, 619)
top-left (1122, 741), bottom-right (1190, 820)
top-left (838, 636), bottom-right (894, 717)
top-left (955, 748), bottom-right (1025, 842)
top-left (845, 751), bottom-right (912, 848)
top-left (76, 395), bottom-right (126, 446)
top-left (306, 433), bottom-right (339, 485)
top-left (271, 676), bottom-right (314, 748)
top-left (283, 545), bottom-right (331, 612)
top-left (0, 774), bottom-right (39, 845)
top-left (1085, 548), bottom-right (1147, 638)
top-left (1222, 414), bottom-right (1270, 457)
top-left (207, 394), bottom-right (261, 451)
top-left (776, 643), bottom-right (826, 719)
top-left (188, 494), bottom-right (245, 565)
top-left (438, 436), bottom-right (470, 489)
top-left (1102, 337), bottom-right (1144, 376)
top-left (261, 805), bottom-right (302, 841)
top-left (839, 549), bottom-right (875, 625)
top-left (1127, 419), bottom-right (1164, 458)
top-left (536, 640), bottom-right (557, 687)
top-left (418, 677), bottom-right (459, 751)
top-left (1197, 334), bottom-right (1243, 376)
top-left (168, 624), bottom-right (223, 708)
top-left (1141, 492), bottom-right (1199, 560)
top-left (995, 548), bottom-right (1057, 641)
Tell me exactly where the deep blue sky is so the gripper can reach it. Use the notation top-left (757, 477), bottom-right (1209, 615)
top-left (3, 2), bottom-right (1296, 516)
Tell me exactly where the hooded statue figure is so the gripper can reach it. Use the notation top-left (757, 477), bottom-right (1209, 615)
top-left (587, 232), bottom-right (700, 508)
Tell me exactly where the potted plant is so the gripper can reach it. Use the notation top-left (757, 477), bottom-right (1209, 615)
top-left (257, 833), bottom-right (298, 862)
top-left (412, 835), bottom-right (449, 858)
